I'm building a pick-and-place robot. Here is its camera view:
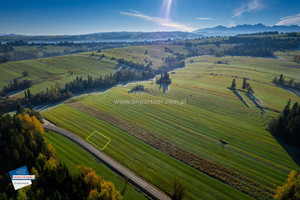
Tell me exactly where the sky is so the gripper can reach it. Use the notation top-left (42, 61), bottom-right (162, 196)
top-left (0, 0), bottom-right (300, 35)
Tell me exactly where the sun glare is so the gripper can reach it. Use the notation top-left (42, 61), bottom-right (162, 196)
top-left (161, 0), bottom-right (173, 20)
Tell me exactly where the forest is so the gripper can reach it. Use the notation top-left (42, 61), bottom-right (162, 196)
top-left (117, 58), bottom-right (151, 71)
top-left (268, 100), bottom-right (300, 147)
top-left (183, 34), bottom-right (300, 57)
top-left (0, 108), bottom-right (122, 199)
top-left (223, 36), bottom-right (300, 57)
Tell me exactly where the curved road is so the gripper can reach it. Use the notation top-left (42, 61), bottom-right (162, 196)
top-left (43, 120), bottom-right (171, 200)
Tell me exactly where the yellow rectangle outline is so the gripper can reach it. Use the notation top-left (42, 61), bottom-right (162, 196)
top-left (86, 131), bottom-right (111, 150)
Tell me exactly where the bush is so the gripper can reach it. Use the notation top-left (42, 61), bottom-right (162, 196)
top-left (130, 85), bottom-right (144, 93)
top-left (22, 71), bottom-right (28, 77)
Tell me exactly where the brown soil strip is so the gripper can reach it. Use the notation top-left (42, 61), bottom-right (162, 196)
top-left (67, 101), bottom-right (275, 199)
top-left (284, 64), bottom-right (300, 69)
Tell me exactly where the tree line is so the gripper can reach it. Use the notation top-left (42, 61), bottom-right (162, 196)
top-left (272, 74), bottom-right (300, 90)
top-left (0, 108), bottom-right (122, 200)
top-left (117, 58), bottom-right (151, 71)
top-left (164, 54), bottom-right (185, 70)
top-left (223, 36), bottom-right (300, 57)
top-left (0, 68), bottom-right (155, 113)
top-left (181, 34), bottom-right (300, 58)
top-left (25, 69), bottom-right (154, 105)
top-left (225, 45), bottom-right (273, 57)
top-left (225, 36), bottom-right (300, 50)
top-left (2, 78), bottom-right (32, 94)
top-left (156, 72), bottom-right (172, 84)
top-left (268, 100), bottom-right (300, 147)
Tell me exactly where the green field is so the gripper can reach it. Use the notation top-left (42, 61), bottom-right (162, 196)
top-left (42, 49), bottom-right (300, 199)
top-left (86, 131), bottom-right (111, 150)
top-left (98, 45), bottom-right (173, 69)
top-left (45, 130), bottom-right (147, 200)
top-left (0, 54), bottom-right (116, 96)
top-left (0, 44), bottom-right (176, 97)
top-left (43, 104), bottom-right (253, 200)
top-left (3, 42), bottom-right (298, 199)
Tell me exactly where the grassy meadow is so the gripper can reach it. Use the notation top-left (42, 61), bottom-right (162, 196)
top-left (0, 54), bottom-right (116, 96)
top-left (45, 131), bottom-right (147, 200)
top-left (3, 42), bottom-right (299, 199)
top-left (97, 45), bottom-right (173, 69)
top-left (42, 50), bottom-right (300, 199)
top-left (43, 104), bottom-right (253, 200)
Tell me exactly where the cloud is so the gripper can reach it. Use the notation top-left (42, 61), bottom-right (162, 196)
top-left (233, 0), bottom-right (263, 17)
top-left (276, 13), bottom-right (300, 25)
top-left (196, 17), bottom-right (213, 20)
top-left (121, 11), bottom-right (195, 32)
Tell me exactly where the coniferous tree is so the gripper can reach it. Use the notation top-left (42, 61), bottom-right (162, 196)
top-left (242, 78), bottom-right (247, 89)
top-left (279, 74), bottom-right (284, 85)
top-left (269, 100), bottom-right (300, 146)
top-left (27, 89), bottom-right (31, 99)
top-left (231, 79), bottom-right (236, 90)
top-left (282, 99), bottom-right (291, 122)
top-left (16, 102), bottom-right (23, 114)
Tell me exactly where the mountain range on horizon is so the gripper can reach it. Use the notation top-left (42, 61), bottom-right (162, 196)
top-left (194, 23), bottom-right (300, 36)
top-left (0, 23), bottom-right (300, 42)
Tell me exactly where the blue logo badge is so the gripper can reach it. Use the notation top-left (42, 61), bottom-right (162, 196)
top-left (9, 166), bottom-right (35, 190)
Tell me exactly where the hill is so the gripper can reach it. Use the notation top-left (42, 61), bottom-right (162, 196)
top-left (194, 23), bottom-right (300, 36)
top-left (0, 31), bottom-right (200, 42)
top-left (42, 51), bottom-right (300, 199)
top-left (1, 33), bottom-right (300, 199)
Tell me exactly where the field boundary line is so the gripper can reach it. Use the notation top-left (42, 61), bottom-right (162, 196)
top-left (86, 131), bottom-right (111, 150)
top-left (67, 101), bottom-right (275, 200)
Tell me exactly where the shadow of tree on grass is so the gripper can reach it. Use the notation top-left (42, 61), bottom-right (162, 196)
top-left (274, 137), bottom-right (300, 166)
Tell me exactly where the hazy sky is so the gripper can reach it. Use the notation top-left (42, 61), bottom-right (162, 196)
top-left (1, 0), bottom-right (300, 35)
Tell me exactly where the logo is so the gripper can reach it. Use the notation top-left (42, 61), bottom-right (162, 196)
top-left (9, 166), bottom-right (35, 190)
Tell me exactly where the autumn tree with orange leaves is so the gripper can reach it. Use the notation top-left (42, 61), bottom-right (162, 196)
top-left (0, 109), bottom-right (122, 200)
top-left (274, 170), bottom-right (300, 200)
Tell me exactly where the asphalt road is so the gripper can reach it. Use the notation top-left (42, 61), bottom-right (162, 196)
top-left (43, 121), bottom-right (171, 200)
